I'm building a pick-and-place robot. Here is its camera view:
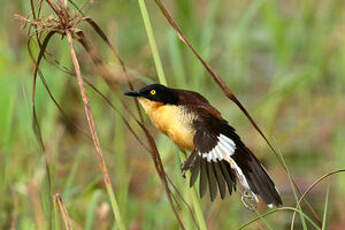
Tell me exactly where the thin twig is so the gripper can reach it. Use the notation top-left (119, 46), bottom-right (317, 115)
top-left (54, 193), bottom-right (72, 230)
top-left (66, 31), bottom-right (126, 230)
top-left (30, 29), bottom-right (55, 230)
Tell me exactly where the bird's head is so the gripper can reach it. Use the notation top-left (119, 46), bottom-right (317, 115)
top-left (124, 84), bottom-right (178, 105)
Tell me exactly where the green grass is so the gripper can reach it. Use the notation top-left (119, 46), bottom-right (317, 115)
top-left (321, 184), bottom-right (330, 230)
top-left (1, 0), bottom-right (345, 229)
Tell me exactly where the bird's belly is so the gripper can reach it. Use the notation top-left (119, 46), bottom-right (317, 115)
top-left (150, 105), bottom-right (195, 151)
top-left (165, 126), bottom-right (195, 151)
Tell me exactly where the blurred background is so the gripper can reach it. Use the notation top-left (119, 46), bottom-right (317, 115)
top-left (1, 0), bottom-right (345, 229)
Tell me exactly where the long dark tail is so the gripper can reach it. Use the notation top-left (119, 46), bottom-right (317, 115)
top-left (232, 146), bottom-right (283, 207)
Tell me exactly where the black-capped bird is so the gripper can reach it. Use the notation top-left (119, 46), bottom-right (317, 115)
top-left (125, 84), bottom-right (282, 208)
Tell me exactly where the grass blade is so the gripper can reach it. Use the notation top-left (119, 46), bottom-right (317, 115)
top-left (322, 185), bottom-right (330, 230)
top-left (137, 0), bottom-right (208, 229)
top-left (291, 169), bottom-right (345, 229)
top-left (54, 194), bottom-right (72, 230)
top-left (237, 207), bottom-right (320, 230)
top-left (138, 0), bottom-right (167, 85)
top-left (179, 152), bottom-right (207, 230)
top-left (85, 190), bottom-right (102, 230)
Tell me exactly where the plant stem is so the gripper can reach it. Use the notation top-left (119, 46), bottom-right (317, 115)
top-left (179, 152), bottom-right (208, 230)
top-left (137, 0), bottom-right (167, 85)
top-left (321, 185), bottom-right (330, 230)
top-left (66, 32), bottom-right (125, 230)
top-left (137, 1), bottom-right (208, 229)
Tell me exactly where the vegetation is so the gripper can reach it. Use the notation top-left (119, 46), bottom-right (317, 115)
top-left (1, 0), bottom-right (345, 229)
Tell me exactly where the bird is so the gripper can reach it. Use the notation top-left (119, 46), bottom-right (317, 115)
top-left (124, 84), bottom-right (282, 209)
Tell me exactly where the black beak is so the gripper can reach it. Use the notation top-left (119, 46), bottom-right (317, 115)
top-left (124, 90), bottom-right (141, 97)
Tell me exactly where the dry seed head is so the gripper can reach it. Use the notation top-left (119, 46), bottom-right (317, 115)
top-left (16, 0), bottom-right (86, 37)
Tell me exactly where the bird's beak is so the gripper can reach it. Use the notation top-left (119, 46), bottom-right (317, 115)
top-left (124, 90), bottom-right (141, 97)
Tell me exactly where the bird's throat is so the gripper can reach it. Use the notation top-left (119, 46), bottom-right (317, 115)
top-left (138, 98), bottom-right (164, 115)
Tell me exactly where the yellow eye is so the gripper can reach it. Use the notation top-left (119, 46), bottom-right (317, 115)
top-left (150, 89), bottom-right (156, 95)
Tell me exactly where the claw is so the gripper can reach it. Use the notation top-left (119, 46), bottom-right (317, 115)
top-left (180, 162), bottom-right (186, 178)
top-left (180, 151), bottom-right (197, 179)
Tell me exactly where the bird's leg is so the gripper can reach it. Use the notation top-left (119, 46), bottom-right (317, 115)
top-left (180, 150), bottom-right (197, 178)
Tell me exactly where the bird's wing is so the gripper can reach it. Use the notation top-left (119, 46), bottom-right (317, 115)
top-left (185, 114), bottom-right (238, 201)
top-left (186, 111), bottom-right (282, 206)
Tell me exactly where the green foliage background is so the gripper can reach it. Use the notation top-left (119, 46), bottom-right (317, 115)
top-left (1, 0), bottom-right (345, 229)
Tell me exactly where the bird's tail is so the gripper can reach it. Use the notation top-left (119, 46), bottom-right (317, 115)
top-left (231, 147), bottom-right (282, 207)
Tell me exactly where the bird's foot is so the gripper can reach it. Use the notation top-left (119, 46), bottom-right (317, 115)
top-left (241, 190), bottom-right (257, 211)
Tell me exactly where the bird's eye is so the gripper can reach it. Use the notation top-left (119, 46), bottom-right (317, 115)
top-left (150, 89), bottom-right (156, 95)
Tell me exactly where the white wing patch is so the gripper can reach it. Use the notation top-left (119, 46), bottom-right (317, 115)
top-left (199, 134), bottom-right (256, 200)
top-left (201, 134), bottom-right (236, 161)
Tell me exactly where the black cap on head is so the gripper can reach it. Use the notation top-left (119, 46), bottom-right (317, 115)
top-left (124, 84), bottom-right (178, 105)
